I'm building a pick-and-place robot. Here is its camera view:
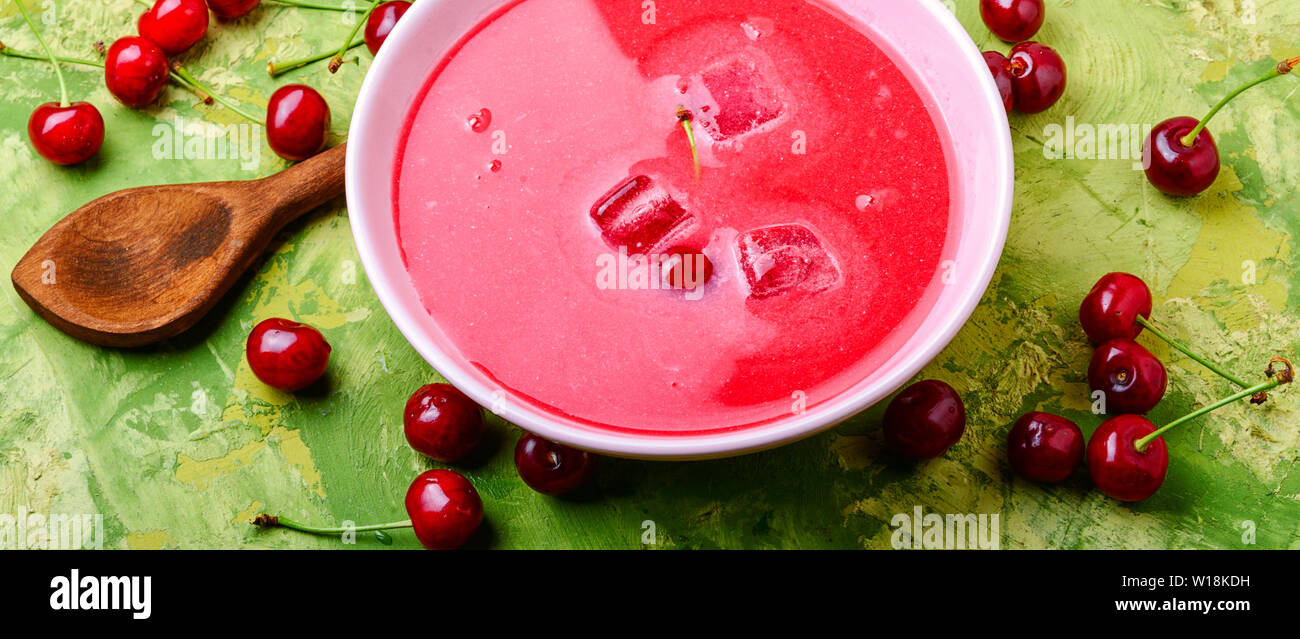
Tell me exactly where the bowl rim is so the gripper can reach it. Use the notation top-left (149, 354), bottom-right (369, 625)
top-left (346, 0), bottom-right (1013, 460)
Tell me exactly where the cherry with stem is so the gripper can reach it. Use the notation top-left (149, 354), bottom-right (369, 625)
top-left (12, 0), bottom-right (105, 165)
top-left (2, 42), bottom-right (215, 106)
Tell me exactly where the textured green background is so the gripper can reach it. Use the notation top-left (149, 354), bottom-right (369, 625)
top-left (1, 0), bottom-right (1298, 549)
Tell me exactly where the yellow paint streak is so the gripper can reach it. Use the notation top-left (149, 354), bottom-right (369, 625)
top-left (126, 530), bottom-right (176, 550)
top-left (233, 501), bottom-right (265, 524)
top-left (175, 438), bottom-right (268, 491)
top-left (274, 428), bottom-right (325, 498)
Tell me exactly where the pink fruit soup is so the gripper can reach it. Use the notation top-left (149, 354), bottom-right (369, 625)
top-left (394, 0), bottom-right (955, 434)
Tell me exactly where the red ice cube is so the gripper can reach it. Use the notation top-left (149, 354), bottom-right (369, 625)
top-left (736, 224), bottom-right (841, 299)
top-left (590, 175), bottom-right (692, 252)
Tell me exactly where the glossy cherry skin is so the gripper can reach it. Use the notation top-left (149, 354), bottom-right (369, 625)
top-left (27, 102), bottom-right (104, 165)
top-left (1006, 412), bottom-right (1084, 482)
top-left (404, 469), bottom-right (483, 550)
top-left (1007, 41), bottom-right (1066, 113)
top-left (266, 84), bottom-right (331, 161)
top-left (1079, 272), bottom-right (1152, 345)
top-left (514, 433), bottom-right (597, 496)
top-left (365, 1), bottom-right (411, 55)
top-left (403, 384), bottom-right (485, 462)
top-left (208, 0), bottom-right (260, 20)
top-left (980, 0), bottom-right (1045, 43)
top-left (137, 0), bottom-right (209, 56)
top-left (661, 246), bottom-right (714, 290)
top-left (104, 37), bottom-right (170, 108)
top-left (245, 318), bottom-right (331, 392)
top-left (882, 380), bottom-right (966, 460)
top-left (1087, 415), bottom-right (1168, 502)
top-left (1142, 116), bottom-right (1220, 197)
top-left (983, 51), bottom-right (1014, 113)
top-left (1089, 338), bottom-right (1168, 415)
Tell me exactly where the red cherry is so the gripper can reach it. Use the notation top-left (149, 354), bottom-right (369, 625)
top-left (104, 36), bottom-right (170, 108)
top-left (403, 384), bottom-right (486, 462)
top-left (1142, 116), bottom-right (1220, 197)
top-left (207, 0), bottom-right (260, 20)
top-left (365, 1), bottom-right (411, 56)
top-left (980, 0), bottom-right (1045, 43)
top-left (514, 432), bottom-right (597, 496)
top-left (266, 84), bottom-right (331, 162)
top-left (245, 318), bottom-right (331, 392)
top-left (1079, 272), bottom-right (1153, 345)
top-left (882, 380), bottom-right (966, 460)
top-left (983, 51), bottom-right (1014, 114)
top-left (1087, 415), bottom-right (1168, 502)
top-left (660, 246), bottom-right (714, 290)
top-left (27, 102), bottom-right (104, 165)
top-left (1088, 338), bottom-right (1168, 415)
top-left (1007, 41), bottom-right (1066, 113)
top-left (137, 0), bottom-right (209, 56)
top-left (1006, 412), bottom-right (1084, 482)
top-left (404, 469), bottom-right (483, 550)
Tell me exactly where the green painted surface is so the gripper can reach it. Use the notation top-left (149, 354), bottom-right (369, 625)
top-left (1, 0), bottom-right (1298, 550)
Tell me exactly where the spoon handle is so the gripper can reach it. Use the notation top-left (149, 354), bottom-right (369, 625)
top-left (250, 143), bottom-right (348, 228)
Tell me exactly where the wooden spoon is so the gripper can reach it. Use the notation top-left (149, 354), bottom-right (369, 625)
top-left (10, 143), bottom-right (347, 347)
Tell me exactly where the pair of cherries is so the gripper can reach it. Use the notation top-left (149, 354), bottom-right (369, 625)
top-left (978, 0), bottom-right (1064, 114)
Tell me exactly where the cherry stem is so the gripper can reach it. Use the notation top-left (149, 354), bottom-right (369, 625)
top-left (133, 0), bottom-right (151, 7)
top-left (1181, 56), bottom-right (1300, 147)
top-left (268, 38), bottom-right (364, 77)
top-left (13, 0), bottom-right (69, 107)
top-left (330, 1), bottom-right (379, 73)
top-left (270, 0), bottom-right (373, 11)
top-left (250, 513), bottom-right (412, 540)
top-left (677, 107), bottom-right (701, 180)
top-left (1135, 357), bottom-right (1292, 452)
top-left (170, 63), bottom-right (264, 125)
top-left (1134, 316), bottom-right (1250, 388)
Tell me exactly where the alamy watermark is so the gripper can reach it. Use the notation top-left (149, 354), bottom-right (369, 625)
top-left (0, 505), bottom-right (105, 550)
top-left (596, 247), bottom-right (711, 301)
top-left (1042, 116), bottom-right (1154, 170)
top-left (152, 116), bottom-right (263, 171)
top-left (890, 505), bottom-right (1000, 550)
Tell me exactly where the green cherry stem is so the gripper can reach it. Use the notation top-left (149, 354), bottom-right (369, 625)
top-left (170, 62), bottom-right (264, 125)
top-left (1181, 56), bottom-right (1300, 147)
top-left (270, 0), bottom-right (372, 11)
top-left (677, 107), bottom-right (701, 180)
top-left (330, 1), bottom-right (378, 72)
top-left (268, 38), bottom-right (364, 77)
top-left (1135, 316), bottom-right (1250, 388)
top-left (251, 513), bottom-right (411, 544)
top-left (14, 0), bottom-right (69, 107)
top-left (1135, 357), bottom-right (1293, 452)
top-left (133, 0), bottom-right (152, 7)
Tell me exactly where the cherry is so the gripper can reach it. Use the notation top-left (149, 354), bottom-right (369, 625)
top-left (1006, 412), bottom-right (1084, 483)
top-left (245, 318), bottom-right (331, 392)
top-left (365, 1), bottom-right (411, 56)
top-left (266, 84), bottom-right (331, 161)
top-left (980, 0), bottom-right (1045, 43)
top-left (1007, 41), bottom-right (1066, 113)
top-left (405, 469), bottom-right (484, 550)
top-left (983, 51), bottom-right (1015, 114)
top-left (403, 384), bottom-right (486, 462)
top-left (1087, 415), bottom-right (1168, 502)
top-left (514, 432), bottom-right (597, 496)
top-left (104, 36), bottom-right (170, 108)
top-left (882, 379), bottom-right (966, 460)
top-left (661, 246), bottom-right (714, 290)
top-left (137, 0), bottom-right (209, 56)
top-left (1142, 116), bottom-right (1220, 197)
top-left (208, 0), bottom-right (260, 20)
top-left (1088, 338), bottom-right (1168, 415)
top-left (27, 102), bottom-right (104, 165)
top-left (1079, 272), bottom-right (1152, 345)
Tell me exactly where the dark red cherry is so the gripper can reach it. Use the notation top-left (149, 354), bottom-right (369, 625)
top-left (983, 51), bottom-right (1014, 114)
top-left (1006, 412), bottom-right (1084, 482)
top-left (27, 102), bottom-right (104, 165)
top-left (104, 36), bottom-right (170, 108)
top-left (882, 379), bottom-right (966, 460)
top-left (514, 432), bottom-right (596, 496)
top-left (208, 0), bottom-right (260, 20)
top-left (365, 1), bottom-right (411, 56)
top-left (980, 0), bottom-right (1045, 43)
top-left (403, 384), bottom-right (486, 462)
top-left (1142, 116), bottom-right (1220, 197)
top-left (137, 0), bottom-right (209, 56)
top-left (1079, 272), bottom-right (1153, 345)
top-left (1087, 415), bottom-right (1168, 502)
top-left (1088, 338), bottom-right (1168, 415)
top-left (404, 469), bottom-right (483, 550)
top-left (661, 246), bottom-right (714, 290)
top-left (266, 84), bottom-right (331, 162)
top-left (1007, 41), bottom-right (1066, 113)
top-left (245, 318), bottom-right (331, 392)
